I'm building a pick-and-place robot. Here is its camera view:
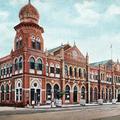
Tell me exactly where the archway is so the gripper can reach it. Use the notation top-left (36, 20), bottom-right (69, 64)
top-left (46, 83), bottom-right (52, 101)
top-left (30, 80), bottom-right (41, 105)
top-left (73, 86), bottom-right (78, 102)
top-left (118, 89), bottom-right (120, 102)
top-left (54, 84), bottom-right (59, 99)
top-left (90, 87), bottom-right (93, 102)
top-left (109, 89), bottom-right (112, 102)
top-left (65, 85), bottom-right (70, 101)
top-left (81, 86), bottom-right (85, 99)
top-left (94, 87), bottom-right (97, 102)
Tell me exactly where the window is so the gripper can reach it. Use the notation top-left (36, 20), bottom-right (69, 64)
top-left (56, 68), bottom-right (60, 74)
top-left (15, 59), bottom-right (18, 71)
top-left (19, 40), bottom-right (22, 48)
top-left (83, 69), bottom-right (86, 78)
top-left (16, 41), bottom-right (18, 49)
top-left (30, 57), bottom-right (35, 69)
top-left (31, 35), bottom-right (36, 49)
top-left (10, 66), bottom-right (12, 73)
top-left (19, 57), bottom-right (23, 70)
top-left (7, 67), bottom-right (9, 74)
top-left (46, 64), bottom-right (49, 74)
top-left (6, 84), bottom-right (9, 100)
top-left (3, 68), bottom-right (5, 75)
top-left (32, 41), bottom-right (35, 49)
top-left (1, 85), bottom-right (4, 101)
top-left (74, 68), bottom-right (77, 77)
top-left (37, 59), bottom-right (42, 71)
top-left (16, 82), bottom-right (22, 102)
top-left (50, 67), bottom-right (54, 73)
top-left (79, 68), bottom-right (82, 78)
top-left (69, 66), bottom-right (73, 76)
top-left (65, 65), bottom-right (68, 75)
top-left (36, 41), bottom-right (41, 50)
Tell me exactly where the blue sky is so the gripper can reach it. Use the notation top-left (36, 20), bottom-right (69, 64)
top-left (0, 0), bottom-right (120, 63)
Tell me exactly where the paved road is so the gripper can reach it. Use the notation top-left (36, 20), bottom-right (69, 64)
top-left (0, 104), bottom-right (120, 120)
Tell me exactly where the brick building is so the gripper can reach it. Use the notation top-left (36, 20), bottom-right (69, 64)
top-left (0, 1), bottom-right (120, 106)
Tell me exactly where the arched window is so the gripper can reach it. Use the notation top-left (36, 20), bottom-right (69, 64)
top-left (30, 57), bottom-right (35, 69)
top-left (16, 38), bottom-right (19, 49)
top-left (37, 58), bottom-right (42, 71)
top-left (19, 57), bottom-right (23, 70)
top-left (74, 68), bottom-right (77, 77)
top-left (79, 68), bottom-right (82, 78)
top-left (36, 37), bottom-right (41, 50)
top-left (81, 86), bottom-right (85, 99)
top-left (69, 66), bottom-right (73, 77)
top-left (65, 85), bottom-right (70, 100)
top-left (6, 84), bottom-right (9, 100)
top-left (16, 81), bottom-right (22, 102)
top-left (15, 59), bottom-right (18, 71)
top-left (1, 85), bottom-right (4, 101)
top-left (83, 69), bottom-right (86, 78)
top-left (65, 65), bottom-right (68, 76)
top-left (31, 35), bottom-right (35, 49)
top-left (46, 83), bottom-right (52, 101)
top-left (19, 37), bottom-right (22, 48)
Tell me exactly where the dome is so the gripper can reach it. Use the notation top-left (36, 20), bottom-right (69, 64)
top-left (19, 3), bottom-right (39, 24)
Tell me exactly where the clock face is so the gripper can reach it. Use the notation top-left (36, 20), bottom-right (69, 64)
top-left (72, 50), bottom-right (78, 58)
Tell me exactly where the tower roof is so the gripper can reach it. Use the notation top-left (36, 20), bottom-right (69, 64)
top-left (19, 1), bottom-right (39, 24)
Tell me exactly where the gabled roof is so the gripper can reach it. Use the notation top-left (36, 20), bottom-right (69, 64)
top-left (48, 44), bottom-right (71, 53)
top-left (90, 59), bottom-right (112, 67)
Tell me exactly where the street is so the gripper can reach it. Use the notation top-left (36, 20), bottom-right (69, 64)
top-left (0, 104), bottom-right (120, 120)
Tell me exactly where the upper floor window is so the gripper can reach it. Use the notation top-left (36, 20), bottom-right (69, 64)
top-left (16, 37), bottom-right (22, 49)
top-left (10, 65), bottom-right (12, 74)
top-left (36, 37), bottom-right (41, 50)
top-left (19, 57), bottom-right (23, 70)
top-left (83, 69), bottom-right (86, 78)
top-left (31, 35), bottom-right (36, 49)
top-left (74, 68), bottom-right (77, 77)
top-left (79, 68), bottom-right (82, 78)
top-left (56, 68), bottom-right (60, 74)
top-left (46, 63), bottom-right (49, 74)
top-left (65, 65), bottom-right (68, 76)
top-left (30, 57), bottom-right (35, 69)
top-left (31, 35), bottom-right (41, 50)
top-left (37, 58), bottom-right (42, 71)
top-left (16, 41), bottom-right (19, 49)
top-left (15, 59), bottom-right (18, 71)
top-left (69, 66), bottom-right (73, 77)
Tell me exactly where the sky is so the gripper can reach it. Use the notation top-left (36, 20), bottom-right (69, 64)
top-left (0, 0), bottom-right (120, 63)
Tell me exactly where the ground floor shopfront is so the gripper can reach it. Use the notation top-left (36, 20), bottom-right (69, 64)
top-left (0, 79), bottom-right (120, 106)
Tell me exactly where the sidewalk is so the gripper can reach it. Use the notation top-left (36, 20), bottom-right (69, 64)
top-left (0, 102), bottom-right (120, 112)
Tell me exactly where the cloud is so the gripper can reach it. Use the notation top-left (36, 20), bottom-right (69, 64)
top-left (73, 1), bottom-right (101, 25)
top-left (0, 11), bottom-right (9, 21)
top-left (9, 0), bottom-right (25, 6)
top-left (106, 4), bottom-right (120, 16)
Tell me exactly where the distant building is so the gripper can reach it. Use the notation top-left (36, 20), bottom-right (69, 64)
top-left (0, 1), bottom-right (120, 106)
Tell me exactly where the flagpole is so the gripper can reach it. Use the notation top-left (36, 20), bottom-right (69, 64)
top-left (110, 44), bottom-right (112, 61)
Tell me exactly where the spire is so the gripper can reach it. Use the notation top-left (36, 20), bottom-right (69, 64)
top-left (73, 40), bottom-right (76, 47)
